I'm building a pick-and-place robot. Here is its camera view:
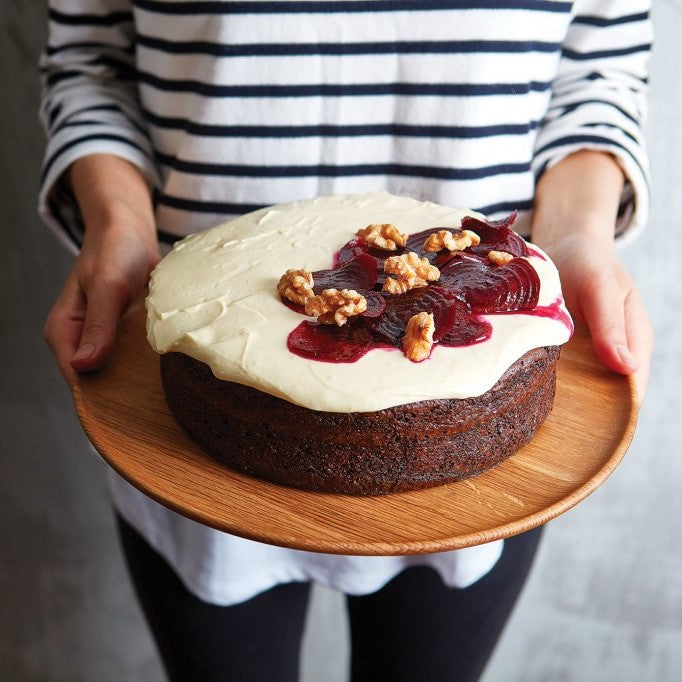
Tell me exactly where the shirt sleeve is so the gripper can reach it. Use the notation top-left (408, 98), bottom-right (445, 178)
top-left (532, 0), bottom-right (652, 242)
top-left (38, 0), bottom-right (159, 252)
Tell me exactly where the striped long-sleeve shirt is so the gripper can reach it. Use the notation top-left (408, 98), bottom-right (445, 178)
top-left (38, 0), bottom-right (652, 606)
top-left (40, 0), bottom-right (652, 252)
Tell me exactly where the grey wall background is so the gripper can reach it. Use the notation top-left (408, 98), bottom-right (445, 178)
top-left (1, 1), bottom-right (680, 680)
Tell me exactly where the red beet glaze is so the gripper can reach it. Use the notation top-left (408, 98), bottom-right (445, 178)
top-left (285, 213), bottom-right (550, 363)
top-left (525, 297), bottom-right (574, 333)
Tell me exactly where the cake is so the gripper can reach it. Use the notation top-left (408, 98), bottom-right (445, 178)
top-left (146, 192), bottom-right (573, 495)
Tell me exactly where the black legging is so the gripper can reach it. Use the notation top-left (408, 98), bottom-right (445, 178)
top-left (117, 515), bottom-right (543, 682)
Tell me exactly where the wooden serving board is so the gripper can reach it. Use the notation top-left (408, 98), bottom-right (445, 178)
top-left (70, 301), bottom-right (637, 555)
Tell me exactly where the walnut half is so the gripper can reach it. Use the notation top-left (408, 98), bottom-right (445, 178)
top-left (402, 312), bottom-right (435, 362)
top-left (383, 251), bottom-right (440, 295)
top-left (305, 288), bottom-right (367, 326)
top-left (356, 223), bottom-right (407, 251)
top-left (277, 269), bottom-right (314, 305)
top-left (423, 229), bottom-right (481, 253)
top-left (487, 250), bottom-right (514, 265)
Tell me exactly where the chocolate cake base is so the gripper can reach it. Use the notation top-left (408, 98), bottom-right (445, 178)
top-left (160, 346), bottom-right (559, 495)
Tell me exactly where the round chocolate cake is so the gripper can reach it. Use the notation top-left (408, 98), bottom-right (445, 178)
top-left (161, 346), bottom-right (559, 495)
top-left (146, 192), bottom-right (573, 495)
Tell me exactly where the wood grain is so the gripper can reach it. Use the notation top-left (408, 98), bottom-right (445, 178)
top-left (70, 300), bottom-right (638, 556)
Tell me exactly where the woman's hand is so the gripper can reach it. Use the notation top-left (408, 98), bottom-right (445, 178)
top-left (541, 233), bottom-right (653, 403)
top-left (43, 154), bottom-right (159, 382)
top-left (532, 150), bottom-right (653, 404)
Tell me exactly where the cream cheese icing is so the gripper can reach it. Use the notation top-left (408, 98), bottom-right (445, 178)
top-left (146, 192), bottom-right (573, 412)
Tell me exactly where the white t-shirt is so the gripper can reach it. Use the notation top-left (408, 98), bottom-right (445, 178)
top-left (109, 470), bottom-right (504, 605)
top-left (40, 0), bottom-right (650, 605)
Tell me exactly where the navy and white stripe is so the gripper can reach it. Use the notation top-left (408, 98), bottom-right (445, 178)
top-left (39, 0), bottom-right (652, 251)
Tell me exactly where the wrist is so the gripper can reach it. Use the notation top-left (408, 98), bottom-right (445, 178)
top-left (531, 150), bottom-right (624, 254)
top-left (70, 154), bottom-right (156, 234)
top-left (532, 215), bottom-right (616, 258)
top-left (70, 153), bottom-right (158, 261)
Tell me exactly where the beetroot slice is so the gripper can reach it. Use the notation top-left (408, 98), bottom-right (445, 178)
top-left (312, 253), bottom-right (378, 293)
top-left (439, 256), bottom-right (540, 313)
top-left (439, 315), bottom-right (492, 347)
top-left (461, 211), bottom-right (529, 258)
top-left (335, 237), bottom-right (400, 268)
top-left (432, 250), bottom-right (488, 270)
top-left (367, 286), bottom-right (460, 345)
top-left (359, 290), bottom-right (387, 318)
top-left (287, 321), bottom-right (374, 363)
top-left (336, 237), bottom-right (368, 267)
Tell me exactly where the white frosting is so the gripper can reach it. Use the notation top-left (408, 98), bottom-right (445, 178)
top-left (146, 192), bottom-right (572, 412)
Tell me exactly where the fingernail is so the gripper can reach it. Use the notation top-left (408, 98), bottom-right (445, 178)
top-left (616, 344), bottom-right (637, 370)
top-left (72, 343), bottom-right (96, 362)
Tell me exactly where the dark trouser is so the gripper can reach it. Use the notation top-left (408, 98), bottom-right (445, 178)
top-left (117, 516), bottom-right (543, 682)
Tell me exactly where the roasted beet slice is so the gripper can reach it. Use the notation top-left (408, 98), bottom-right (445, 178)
top-left (336, 237), bottom-right (368, 267)
top-left (439, 256), bottom-right (540, 313)
top-left (287, 321), bottom-right (374, 363)
top-left (432, 250), bottom-right (488, 270)
top-left (461, 211), bottom-right (529, 258)
top-left (439, 314), bottom-right (492, 347)
top-left (368, 286), bottom-right (459, 345)
top-left (359, 290), bottom-right (387, 318)
top-left (312, 253), bottom-right (378, 293)
top-left (335, 236), bottom-right (402, 268)
top-left (461, 211), bottom-right (518, 236)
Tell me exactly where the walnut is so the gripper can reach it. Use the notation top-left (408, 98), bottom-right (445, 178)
top-left (423, 229), bottom-right (481, 253)
top-left (487, 250), bottom-right (514, 265)
top-left (402, 312), bottom-right (435, 362)
top-left (356, 223), bottom-right (407, 251)
top-left (277, 269), bottom-right (314, 305)
top-left (382, 251), bottom-right (440, 294)
top-left (304, 288), bottom-right (367, 326)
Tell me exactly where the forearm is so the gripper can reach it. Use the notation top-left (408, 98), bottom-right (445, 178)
top-left (70, 154), bottom-right (157, 260)
top-left (531, 150), bottom-right (624, 252)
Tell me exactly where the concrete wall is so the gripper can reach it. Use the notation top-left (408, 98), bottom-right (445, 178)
top-left (1, 1), bottom-right (680, 680)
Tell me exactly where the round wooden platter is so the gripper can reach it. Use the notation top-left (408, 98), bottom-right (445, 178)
top-left (70, 301), bottom-right (638, 556)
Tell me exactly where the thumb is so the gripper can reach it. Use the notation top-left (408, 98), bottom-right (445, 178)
top-left (71, 278), bottom-right (130, 372)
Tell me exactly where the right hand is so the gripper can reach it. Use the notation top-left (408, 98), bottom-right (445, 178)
top-left (43, 155), bottom-right (159, 382)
